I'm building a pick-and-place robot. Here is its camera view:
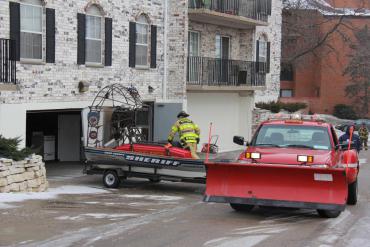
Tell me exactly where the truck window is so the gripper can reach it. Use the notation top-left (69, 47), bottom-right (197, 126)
top-left (252, 124), bottom-right (331, 150)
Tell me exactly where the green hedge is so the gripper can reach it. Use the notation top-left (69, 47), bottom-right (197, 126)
top-left (0, 135), bottom-right (32, 161)
top-left (256, 101), bottom-right (307, 113)
top-left (333, 104), bottom-right (357, 120)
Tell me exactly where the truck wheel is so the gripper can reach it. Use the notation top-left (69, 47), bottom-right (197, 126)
top-left (230, 203), bottom-right (254, 212)
top-left (317, 210), bottom-right (341, 218)
top-left (103, 170), bottom-right (120, 188)
top-left (347, 179), bottom-right (358, 205)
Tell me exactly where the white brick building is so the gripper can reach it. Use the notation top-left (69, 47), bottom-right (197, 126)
top-left (0, 0), bottom-right (281, 160)
top-left (186, 0), bottom-right (282, 151)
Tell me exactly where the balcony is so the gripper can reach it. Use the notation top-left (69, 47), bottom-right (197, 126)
top-left (187, 56), bottom-right (266, 92)
top-left (188, 0), bottom-right (271, 29)
top-left (0, 39), bottom-right (16, 85)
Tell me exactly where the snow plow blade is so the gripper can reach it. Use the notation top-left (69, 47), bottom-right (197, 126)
top-left (204, 162), bottom-right (348, 211)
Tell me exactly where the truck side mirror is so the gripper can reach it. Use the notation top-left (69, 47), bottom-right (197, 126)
top-left (338, 141), bottom-right (356, 150)
top-left (233, 136), bottom-right (245, 146)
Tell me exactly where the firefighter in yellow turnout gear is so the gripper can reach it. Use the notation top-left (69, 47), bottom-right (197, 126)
top-left (168, 111), bottom-right (200, 159)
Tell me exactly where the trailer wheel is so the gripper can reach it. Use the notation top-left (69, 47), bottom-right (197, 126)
top-left (103, 170), bottom-right (120, 188)
top-left (317, 209), bottom-right (341, 218)
top-left (347, 179), bottom-right (358, 205)
top-left (230, 203), bottom-right (254, 212)
top-left (149, 178), bottom-right (161, 183)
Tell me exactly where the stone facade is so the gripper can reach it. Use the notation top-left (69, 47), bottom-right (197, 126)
top-left (165, 0), bottom-right (188, 101)
top-left (188, 21), bottom-right (255, 61)
top-left (0, 0), bottom-right (185, 104)
top-left (255, 0), bottom-right (283, 102)
top-left (0, 155), bottom-right (48, 193)
top-left (187, 0), bottom-right (283, 103)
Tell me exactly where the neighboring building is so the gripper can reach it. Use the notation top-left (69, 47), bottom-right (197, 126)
top-left (280, 0), bottom-right (370, 117)
top-left (186, 0), bottom-right (282, 151)
top-left (0, 0), bottom-right (282, 160)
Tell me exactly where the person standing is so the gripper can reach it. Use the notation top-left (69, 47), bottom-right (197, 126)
top-left (359, 122), bottom-right (369, 151)
top-left (339, 125), bottom-right (362, 152)
top-left (168, 111), bottom-right (200, 159)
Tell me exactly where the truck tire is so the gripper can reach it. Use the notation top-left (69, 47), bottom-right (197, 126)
top-left (230, 203), bottom-right (254, 212)
top-left (103, 170), bottom-right (120, 188)
top-left (317, 209), bottom-right (341, 218)
top-left (347, 179), bottom-right (358, 205)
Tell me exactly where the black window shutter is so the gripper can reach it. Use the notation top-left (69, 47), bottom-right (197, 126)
top-left (267, 0), bottom-right (272, 15)
top-left (150, 25), bottom-right (157, 68)
top-left (77, 13), bottom-right (86, 65)
top-left (9, 2), bottom-right (20, 61)
top-left (267, 42), bottom-right (271, 73)
top-left (46, 8), bottom-right (55, 63)
top-left (257, 0), bottom-right (262, 13)
top-left (129, 22), bottom-right (136, 68)
top-left (104, 17), bottom-right (112, 66)
top-left (256, 40), bottom-right (260, 72)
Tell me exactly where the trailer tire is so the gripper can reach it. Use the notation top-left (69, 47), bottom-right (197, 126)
top-left (230, 203), bottom-right (254, 212)
top-left (149, 178), bottom-right (161, 183)
top-left (317, 209), bottom-right (341, 218)
top-left (347, 179), bottom-right (358, 205)
top-left (103, 170), bottom-right (120, 188)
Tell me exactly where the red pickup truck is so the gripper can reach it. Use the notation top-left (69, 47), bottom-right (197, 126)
top-left (204, 115), bottom-right (359, 218)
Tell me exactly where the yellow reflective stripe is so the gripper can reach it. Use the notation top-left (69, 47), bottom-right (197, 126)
top-left (179, 123), bottom-right (195, 130)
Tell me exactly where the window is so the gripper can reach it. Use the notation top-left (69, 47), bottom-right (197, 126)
top-left (253, 124), bottom-right (331, 150)
top-left (215, 35), bottom-right (230, 59)
top-left (188, 31), bottom-right (200, 57)
top-left (86, 5), bottom-right (103, 64)
top-left (258, 40), bottom-right (267, 63)
top-left (256, 38), bottom-right (270, 73)
top-left (280, 63), bottom-right (294, 81)
top-left (280, 89), bottom-right (293, 98)
top-left (136, 15), bottom-right (149, 67)
top-left (20, 0), bottom-right (43, 60)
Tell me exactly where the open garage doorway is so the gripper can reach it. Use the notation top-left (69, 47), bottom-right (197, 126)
top-left (26, 110), bottom-right (82, 162)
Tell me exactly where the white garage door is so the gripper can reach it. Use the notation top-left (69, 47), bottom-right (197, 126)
top-left (187, 92), bottom-right (254, 152)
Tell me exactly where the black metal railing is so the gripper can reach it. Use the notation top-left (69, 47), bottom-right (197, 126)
top-left (0, 39), bottom-right (16, 84)
top-left (189, 0), bottom-right (271, 22)
top-left (187, 56), bottom-right (266, 87)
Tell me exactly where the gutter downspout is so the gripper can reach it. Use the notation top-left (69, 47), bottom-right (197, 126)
top-left (162, 0), bottom-right (168, 101)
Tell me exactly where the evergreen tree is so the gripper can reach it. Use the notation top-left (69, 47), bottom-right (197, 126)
top-left (344, 25), bottom-right (370, 116)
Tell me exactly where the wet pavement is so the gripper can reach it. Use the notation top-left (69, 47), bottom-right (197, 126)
top-left (0, 150), bottom-right (369, 247)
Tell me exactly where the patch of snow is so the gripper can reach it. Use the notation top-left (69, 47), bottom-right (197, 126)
top-left (324, 210), bottom-right (351, 228)
top-left (359, 159), bottom-right (366, 166)
top-left (0, 186), bottom-right (108, 209)
top-left (55, 213), bottom-right (139, 221)
top-left (120, 194), bottom-right (183, 201)
top-left (204, 235), bottom-right (268, 247)
top-left (203, 237), bottom-right (230, 246)
top-left (318, 234), bottom-right (339, 244)
top-left (285, 0), bottom-right (370, 16)
top-left (18, 240), bottom-right (33, 245)
top-left (232, 226), bottom-right (288, 235)
top-left (84, 201), bottom-right (100, 205)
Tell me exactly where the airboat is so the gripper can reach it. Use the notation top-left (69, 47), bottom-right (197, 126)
top-left (83, 84), bottom-right (218, 188)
